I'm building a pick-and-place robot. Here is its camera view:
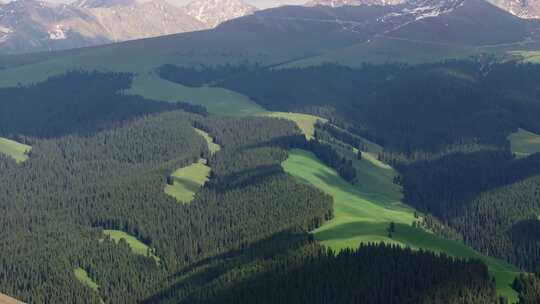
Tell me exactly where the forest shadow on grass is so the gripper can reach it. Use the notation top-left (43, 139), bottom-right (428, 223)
top-left (141, 230), bottom-right (312, 304)
top-left (210, 164), bottom-right (284, 193)
top-left (173, 178), bottom-right (202, 195)
top-left (313, 169), bottom-right (411, 213)
top-left (314, 221), bottom-right (389, 243)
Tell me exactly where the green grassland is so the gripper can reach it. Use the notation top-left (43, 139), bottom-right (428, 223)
top-left (127, 73), bottom-right (266, 116)
top-left (510, 51), bottom-right (540, 63)
top-left (508, 128), bottom-right (540, 158)
top-left (194, 128), bottom-right (221, 154)
top-left (280, 36), bottom-right (540, 69)
top-left (265, 112), bottom-right (327, 140)
top-left (164, 128), bottom-right (217, 203)
top-left (282, 149), bottom-right (520, 301)
top-left (281, 37), bottom-right (479, 68)
top-left (74, 267), bottom-right (99, 292)
top-left (353, 149), bottom-right (402, 206)
top-left (0, 41), bottom-right (249, 88)
top-left (102, 230), bottom-right (160, 263)
top-left (0, 137), bottom-right (31, 163)
top-left (165, 159), bottom-right (211, 203)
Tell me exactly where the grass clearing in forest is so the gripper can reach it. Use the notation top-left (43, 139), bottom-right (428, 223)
top-left (165, 159), bottom-right (211, 203)
top-left (102, 230), bottom-right (160, 263)
top-left (265, 112), bottom-right (327, 140)
top-left (194, 128), bottom-right (221, 154)
top-left (0, 137), bottom-right (31, 163)
top-left (508, 128), bottom-right (540, 158)
top-left (74, 268), bottom-right (99, 292)
top-left (127, 73), bottom-right (266, 116)
top-left (282, 149), bottom-right (520, 301)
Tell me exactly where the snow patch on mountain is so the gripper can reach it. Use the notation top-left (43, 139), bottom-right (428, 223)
top-left (306, 0), bottom-right (406, 7)
top-left (48, 24), bottom-right (67, 40)
top-left (185, 0), bottom-right (257, 28)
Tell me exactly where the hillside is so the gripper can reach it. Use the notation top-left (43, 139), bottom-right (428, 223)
top-left (0, 0), bottom-right (257, 54)
top-left (0, 0), bottom-right (538, 87)
top-left (282, 149), bottom-right (520, 300)
top-left (1, 0), bottom-right (540, 303)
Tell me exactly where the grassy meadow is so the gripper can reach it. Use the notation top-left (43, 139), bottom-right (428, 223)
top-left (265, 112), bottom-right (327, 140)
top-left (165, 159), bottom-right (211, 203)
top-left (127, 73), bottom-right (266, 116)
top-left (280, 37), bottom-right (479, 69)
top-left (508, 128), bottom-right (540, 158)
top-left (282, 149), bottom-right (520, 301)
top-left (194, 128), bottom-right (221, 154)
top-left (0, 137), bottom-right (31, 163)
top-left (74, 268), bottom-right (99, 292)
top-left (102, 230), bottom-right (160, 264)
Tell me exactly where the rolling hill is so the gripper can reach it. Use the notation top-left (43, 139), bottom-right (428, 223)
top-left (1, 1), bottom-right (540, 302)
top-left (0, 0), bottom-right (538, 88)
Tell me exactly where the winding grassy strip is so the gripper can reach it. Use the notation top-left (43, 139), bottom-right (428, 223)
top-left (508, 128), bottom-right (540, 158)
top-left (282, 149), bottom-right (520, 302)
top-left (127, 73), bottom-right (265, 116)
top-left (165, 159), bottom-right (211, 203)
top-left (74, 268), bottom-right (99, 292)
top-left (265, 112), bottom-right (327, 140)
top-left (102, 230), bottom-right (160, 264)
top-left (513, 51), bottom-right (540, 64)
top-left (0, 137), bottom-right (31, 163)
top-left (194, 128), bottom-right (221, 154)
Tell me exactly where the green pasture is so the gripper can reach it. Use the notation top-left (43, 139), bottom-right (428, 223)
top-left (282, 149), bottom-right (520, 302)
top-left (194, 128), bottom-right (221, 154)
top-left (265, 112), bottom-right (327, 140)
top-left (164, 159), bottom-right (211, 203)
top-left (74, 268), bottom-right (99, 292)
top-left (0, 137), bottom-right (31, 163)
top-left (508, 128), bottom-right (540, 158)
top-left (102, 230), bottom-right (160, 264)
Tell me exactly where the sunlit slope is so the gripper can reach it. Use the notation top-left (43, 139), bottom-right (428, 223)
top-left (102, 230), bottom-right (160, 263)
top-left (194, 128), bottom-right (221, 154)
top-left (165, 159), bottom-right (211, 203)
top-left (508, 128), bottom-right (540, 158)
top-left (0, 137), bottom-right (31, 163)
top-left (282, 149), bottom-right (519, 301)
top-left (282, 149), bottom-right (415, 249)
top-left (265, 112), bottom-right (326, 139)
top-left (74, 268), bottom-right (99, 292)
top-left (165, 128), bottom-right (219, 202)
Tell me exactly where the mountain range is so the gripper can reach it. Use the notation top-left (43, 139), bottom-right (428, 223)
top-left (0, 0), bottom-right (256, 54)
top-left (2, 0), bottom-right (539, 76)
top-left (307, 0), bottom-right (540, 19)
top-left (0, 0), bottom-right (539, 55)
top-left (1, 0), bottom-right (540, 302)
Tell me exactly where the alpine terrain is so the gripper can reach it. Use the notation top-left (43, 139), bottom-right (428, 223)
top-left (0, 0), bottom-right (540, 303)
top-left (0, 0), bottom-right (256, 54)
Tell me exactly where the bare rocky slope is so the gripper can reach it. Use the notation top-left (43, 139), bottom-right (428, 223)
top-left (0, 0), bottom-right (256, 54)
